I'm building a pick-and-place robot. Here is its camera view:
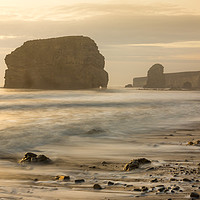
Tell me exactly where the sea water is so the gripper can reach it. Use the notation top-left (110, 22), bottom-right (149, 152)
top-left (0, 87), bottom-right (200, 155)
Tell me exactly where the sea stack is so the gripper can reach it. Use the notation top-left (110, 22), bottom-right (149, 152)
top-left (4, 36), bottom-right (109, 89)
top-left (145, 63), bottom-right (165, 88)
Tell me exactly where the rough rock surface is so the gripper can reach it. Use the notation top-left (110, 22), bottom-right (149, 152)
top-left (123, 158), bottom-right (151, 171)
top-left (19, 152), bottom-right (51, 164)
top-left (4, 36), bottom-right (109, 89)
top-left (133, 65), bottom-right (200, 89)
top-left (145, 64), bottom-right (165, 88)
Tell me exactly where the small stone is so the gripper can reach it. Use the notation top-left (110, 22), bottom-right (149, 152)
top-left (33, 178), bottom-right (38, 181)
top-left (75, 179), bottom-right (85, 184)
top-left (158, 187), bottom-right (165, 192)
top-left (141, 186), bottom-right (148, 191)
top-left (190, 192), bottom-right (200, 198)
top-left (101, 161), bottom-right (107, 165)
top-left (150, 178), bottom-right (158, 183)
top-left (108, 181), bottom-right (114, 186)
top-left (89, 166), bottom-right (96, 169)
top-left (172, 186), bottom-right (180, 191)
top-left (58, 176), bottom-right (70, 181)
top-left (134, 188), bottom-right (142, 192)
top-left (188, 141), bottom-right (194, 145)
top-left (93, 184), bottom-right (102, 190)
top-left (183, 178), bottom-right (191, 182)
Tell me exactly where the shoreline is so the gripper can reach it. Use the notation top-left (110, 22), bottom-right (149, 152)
top-left (0, 125), bottom-right (199, 199)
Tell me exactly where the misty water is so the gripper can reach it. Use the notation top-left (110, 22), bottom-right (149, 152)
top-left (0, 87), bottom-right (200, 156)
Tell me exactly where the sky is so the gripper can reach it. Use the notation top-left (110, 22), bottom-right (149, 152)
top-left (0, 0), bottom-right (200, 86)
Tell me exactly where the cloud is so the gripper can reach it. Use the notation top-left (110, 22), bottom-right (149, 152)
top-left (0, 35), bottom-right (20, 40)
top-left (114, 41), bottom-right (200, 49)
top-left (0, 2), bottom-right (199, 22)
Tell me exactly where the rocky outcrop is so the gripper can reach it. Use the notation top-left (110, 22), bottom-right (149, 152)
top-left (133, 64), bottom-right (200, 89)
top-left (4, 36), bottom-right (109, 89)
top-left (145, 64), bottom-right (165, 88)
top-left (123, 158), bottom-right (151, 171)
top-left (19, 152), bottom-right (51, 164)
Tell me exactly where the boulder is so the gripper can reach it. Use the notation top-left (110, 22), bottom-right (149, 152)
top-left (19, 152), bottom-right (51, 164)
top-left (4, 36), bottom-right (109, 90)
top-left (123, 158), bottom-right (151, 171)
top-left (93, 184), bottom-right (102, 190)
top-left (145, 64), bottom-right (165, 88)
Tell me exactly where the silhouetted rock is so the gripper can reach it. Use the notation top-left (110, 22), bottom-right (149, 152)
top-left (133, 65), bottom-right (200, 89)
top-left (145, 64), bottom-right (165, 88)
top-left (19, 152), bottom-right (51, 164)
top-left (190, 192), bottom-right (200, 198)
top-left (4, 36), bottom-right (109, 90)
top-left (93, 184), bottom-right (102, 190)
top-left (75, 179), bottom-right (85, 184)
top-left (123, 158), bottom-right (151, 171)
top-left (125, 84), bottom-right (133, 88)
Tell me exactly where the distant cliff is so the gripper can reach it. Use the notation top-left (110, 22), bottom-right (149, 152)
top-left (133, 64), bottom-right (200, 89)
top-left (4, 36), bottom-right (109, 89)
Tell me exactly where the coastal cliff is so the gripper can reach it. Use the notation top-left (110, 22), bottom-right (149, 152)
top-left (4, 36), bottom-right (109, 89)
top-left (133, 64), bottom-right (200, 89)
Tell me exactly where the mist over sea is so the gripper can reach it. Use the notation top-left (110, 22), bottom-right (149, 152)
top-left (0, 88), bottom-right (200, 155)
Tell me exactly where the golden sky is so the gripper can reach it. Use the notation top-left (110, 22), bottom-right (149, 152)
top-left (0, 0), bottom-right (200, 86)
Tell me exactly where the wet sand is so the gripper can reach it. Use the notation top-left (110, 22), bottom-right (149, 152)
top-left (0, 127), bottom-right (200, 199)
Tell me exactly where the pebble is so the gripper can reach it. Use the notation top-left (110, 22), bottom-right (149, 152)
top-left (107, 181), bottom-right (114, 186)
top-left (93, 184), bottom-right (102, 190)
top-left (190, 192), bottom-right (200, 198)
top-left (183, 178), bottom-right (191, 182)
top-left (75, 179), bottom-right (85, 184)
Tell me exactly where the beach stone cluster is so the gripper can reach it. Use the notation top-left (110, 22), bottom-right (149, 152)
top-left (19, 152), bottom-right (51, 164)
top-left (187, 140), bottom-right (200, 146)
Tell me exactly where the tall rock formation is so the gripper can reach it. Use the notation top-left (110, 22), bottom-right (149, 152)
top-left (145, 64), bottom-right (165, 88)
top-left (4, 36), bottom-right (109, 89)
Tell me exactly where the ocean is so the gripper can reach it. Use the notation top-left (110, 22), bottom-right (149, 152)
top-left (0, 87), bottom-right (200, 156)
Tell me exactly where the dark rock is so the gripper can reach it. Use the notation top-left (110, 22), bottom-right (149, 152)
top-left (75, 179), bottom-right (85, 184)
top-left (108, 181), bottom-right (114, 186)
top-left (93, 184), bottom-right (102, 190)
top-left (55, 175), bottom-right (70, 181)
top-left (85, 128), bottom-right (105, 135)
top-left (126, 185), bottom-right (133, 187)
top-left (101, 161), bottom-right (107, 165)
top-left (158, 187), bottom-right (165, 192)
top-left (4, 36), bottom-right (109, 90)
top-left (156, 185), bottom-right (165, 187)
top-left (150, 178), bottom-right (158, 183)
top-left (145, 64), bottom-right (165, 88)
top-left (172, 186), bottom-right (180, 191)
top-left (190, 192), bottom-right (200, 198)
top-left (134, 188), bottom-right (142, 192)
top-left (170, 178), bottom-right (177, 181)
top-left (89, 166), bottom-right (96, 169)
top-left (123, 158), bottom-right (151, 171)
top-left (188, 141), bottom-right (194, 145)
top-left (183, 178), bottom-right (192, 182)
top-left (141, 186), bottom-right (148, 191)
top-left (19, 152), bottom-right (51, 164)
top-left (125, 84), bottom-right (133, 88)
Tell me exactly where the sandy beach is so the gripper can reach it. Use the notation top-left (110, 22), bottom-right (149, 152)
top-left (0, 125), bottom-right (199, 200)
